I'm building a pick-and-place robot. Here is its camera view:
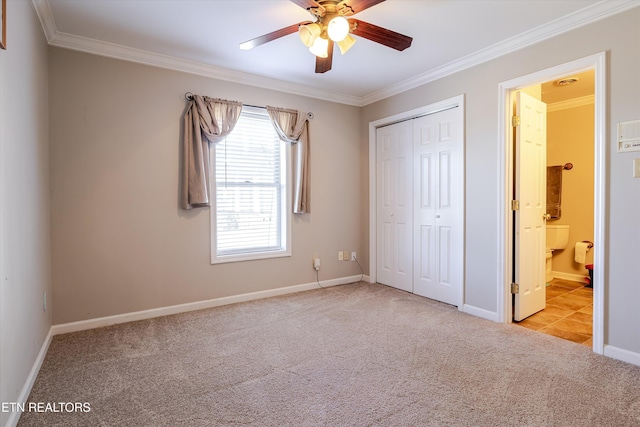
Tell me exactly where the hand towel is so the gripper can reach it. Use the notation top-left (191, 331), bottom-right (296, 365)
top-left (547, 166), bottom-right (563, 219)
top-left (574, 241), bottom-right (589, 264)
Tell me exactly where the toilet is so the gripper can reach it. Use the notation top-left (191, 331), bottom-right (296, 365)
top-left (545, 225), bottom-right (570, 283)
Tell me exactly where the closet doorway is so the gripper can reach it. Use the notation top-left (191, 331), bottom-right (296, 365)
top-left (369, 95), bottom-right (465, 308)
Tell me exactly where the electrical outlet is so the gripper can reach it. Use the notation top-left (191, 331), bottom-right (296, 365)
top-left (314, 258), bottom-right (321, 270)
top-left (351, 252), bottom-right (356, 261)
top-left (344, 250), bottom-right (349, 261)
top-left (338, 251), bottom-right (343, 261)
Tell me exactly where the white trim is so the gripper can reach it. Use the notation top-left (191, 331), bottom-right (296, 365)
top-left (604, 345), bottom-right (640, 367)
top-left (462, 304), bottom-right (500, 323)
top-left (10, 274), bottom-right (635, 427)
top-left (31, 0), bottom-right (639, 107)
top-left (8, 274), bottom-right (367, 425)
top-left (362, 1), bottom-right (636, 105)
top-left (4, 330), bottom-right (53, 427)
top-left (551, 271), bottom-right (589, 283)
top-left (497, 52), bottom-right (606, 356)
top-left (368, 95), bottom-right (465, 309)
top-left (51, 274), bottom-right (368, 335)
top-left (547, 94), bottom-right (595, 112)
top-left (209, 110), bottom-right (293, 265)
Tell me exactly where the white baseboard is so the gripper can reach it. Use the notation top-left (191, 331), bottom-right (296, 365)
top-left (604, 344), bottom-right (640, 367)
top-left (552, 270), bottom-right (589, 283)
top-left (5, 329), bottom-right (54, 427)
top-left (462, 304), bottom-right (500, 322)
top-left (52, 274), bottom-right (367, 336)
top-left (10, 275), bottom-right (367, 427)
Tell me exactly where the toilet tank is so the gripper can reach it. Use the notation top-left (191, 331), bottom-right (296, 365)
top-left (546, 225), bottom-right (570, 250)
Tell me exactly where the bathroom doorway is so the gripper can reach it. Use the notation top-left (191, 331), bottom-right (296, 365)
top-left (497, 53), bottom-right (606, 354)
top-left (514, 70), bottom-right (595, 346)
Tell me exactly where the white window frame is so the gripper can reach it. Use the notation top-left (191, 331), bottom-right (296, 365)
top-left (209, 106), bottom-right (292, 264)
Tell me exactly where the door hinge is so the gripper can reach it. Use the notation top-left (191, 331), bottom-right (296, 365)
top-left (511, 200), bottom-right (520, 211)
top-left (512, 115), bottom-right (520, 127)
top-left (511, 283), bottom-right (519, 294)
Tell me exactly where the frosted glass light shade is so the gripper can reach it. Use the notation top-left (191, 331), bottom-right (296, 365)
top-left (337, 34), bottom-right (356, 55)
top-left (327, 16), bottom-right (349, 42)
top-left (309, 37), bottom-right (329, 58)
top-left (299, 23), bottom-right (321, 47)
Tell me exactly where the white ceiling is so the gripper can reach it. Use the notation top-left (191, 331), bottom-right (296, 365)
top-left (33, 0), bottom-right (637, 106)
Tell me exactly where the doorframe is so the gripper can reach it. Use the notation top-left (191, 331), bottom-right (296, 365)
top-left (497, 52), bottom-right (606, 354)
top-left (368, 94), bottom-right (465, 309)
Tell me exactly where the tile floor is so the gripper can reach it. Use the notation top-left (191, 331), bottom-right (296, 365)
top-left (514, 278), bottom-right (593, 347)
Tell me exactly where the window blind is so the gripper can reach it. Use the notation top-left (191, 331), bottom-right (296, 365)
top-left (215, 110), bottom-right (284, 256)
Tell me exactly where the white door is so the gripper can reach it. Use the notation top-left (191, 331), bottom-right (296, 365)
top-left (376, 121), bottom-right (413, 292)
top-left (413, 108), bottom-right (462, 305)
top-left (514, 92), bottom-right (547, 321)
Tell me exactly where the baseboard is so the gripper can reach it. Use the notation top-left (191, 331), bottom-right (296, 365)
top-left (4, 329), bottom-right (54, 427)
top-left (52, 274), bottom-right (367, 335)
top-left (604, 344), bottom-right (640, 367)
top-left (462, 304), bottom-right (500, 322)
top-left (552, 270), bottom-right (589, 283)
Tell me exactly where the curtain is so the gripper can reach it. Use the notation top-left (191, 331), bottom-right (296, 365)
top-left (267, 106), bottom-right (311, 214)
top-left (181, 95), bottom-right (242, 209)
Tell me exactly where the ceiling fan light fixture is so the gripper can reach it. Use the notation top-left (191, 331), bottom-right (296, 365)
top-left (298, 23), bottom-right (321, 48)
top-left (336, 34), bottom-right (356, 55)
top-left (309, 36), bottom-right (329, 58)
top-left (327, 16), bottom-right (350, 42)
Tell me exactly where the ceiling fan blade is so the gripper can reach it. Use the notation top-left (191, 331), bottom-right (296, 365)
top-left (349, 19), bottom-right (413, 51)
top-left (290, 0), bottom-right (323, 11)
top-left (240, 21), bottom-right (312, 50)
top-left (315, 41), bottom-right (334, 73)
top-left (339, 0), bottom-right (386, 14)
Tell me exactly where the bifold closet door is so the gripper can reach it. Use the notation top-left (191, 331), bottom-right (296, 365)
top-left (412, 108), bottom-right (462, 306)
top-left (376, 120), bottom-right (413, 292)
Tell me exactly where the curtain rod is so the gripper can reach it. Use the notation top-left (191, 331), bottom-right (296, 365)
top-left (184, 92), bottom-right (264, 109)
top-left (184, 92), bottom-right (313, 119)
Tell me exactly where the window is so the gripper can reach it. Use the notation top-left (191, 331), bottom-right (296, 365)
top-left (210, 107), bottom-right (291, 263)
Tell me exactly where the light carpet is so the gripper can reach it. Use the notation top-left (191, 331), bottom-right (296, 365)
top-left (18, 282), bottom-right (640, 426)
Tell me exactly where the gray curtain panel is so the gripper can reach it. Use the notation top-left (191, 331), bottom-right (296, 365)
top-left (181, 95), bottom-right (242, 209)
top-left (267, 106), bottom-right (311, 214)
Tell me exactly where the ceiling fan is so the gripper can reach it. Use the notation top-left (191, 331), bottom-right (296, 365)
top-left (239, 0), bottom-right (413, 73)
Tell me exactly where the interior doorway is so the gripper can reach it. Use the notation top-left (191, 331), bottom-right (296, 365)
top-left (497, 53), bottom-right (606, 354)
top-left (513, 70), bottom-right (595, 345)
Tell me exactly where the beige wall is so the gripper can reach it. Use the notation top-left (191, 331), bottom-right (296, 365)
top-left (547, 103), bottom-right (595, 277)
top-left (49, 49), bottom-right (363, 324)
top-left (361, 9), bottom-right (640, 352)
top-left (0, 1), bottom-right (51, 425)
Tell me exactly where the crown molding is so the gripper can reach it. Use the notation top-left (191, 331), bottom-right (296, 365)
top-left (32, 0), bottom-right (638, 107)
top-left (51, 31), bottom-right (363, 105)
top-left (360, 0), bottom-right (639, 105)
top-left (30, 1), bottom-right (362, 106)
top-left (547, 94), bottom-right (595, 112)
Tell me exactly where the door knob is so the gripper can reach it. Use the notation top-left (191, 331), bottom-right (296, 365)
top-left (543, 213), bottom-right (550, 221)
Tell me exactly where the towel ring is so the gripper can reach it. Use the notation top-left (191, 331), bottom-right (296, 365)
top-left (582, 240), bottom-right (593, 249)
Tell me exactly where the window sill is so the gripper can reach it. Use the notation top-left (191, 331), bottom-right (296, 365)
top-left (211, 249), bottom-right (291, 265)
